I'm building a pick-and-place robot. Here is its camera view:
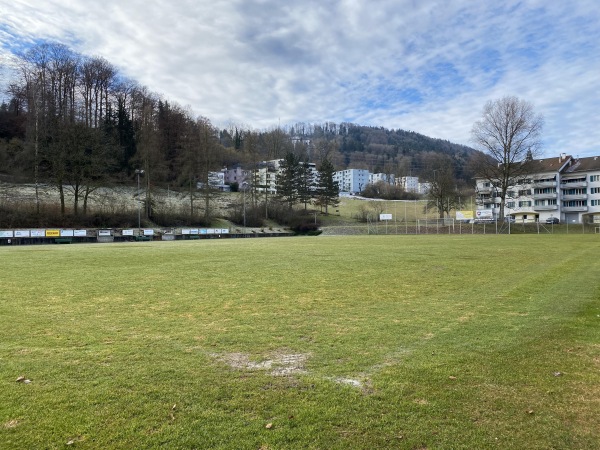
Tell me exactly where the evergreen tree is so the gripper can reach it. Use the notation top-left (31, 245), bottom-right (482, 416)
top-left (297, 157), bottom-right (315, 210)
top-left (315, 158), bottom-right (339, 214)
top-left (275, 151), bottom-right (300, 209)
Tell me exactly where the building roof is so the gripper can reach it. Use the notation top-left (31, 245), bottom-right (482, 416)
top-left (563, 156), bottom-right (600, 174)
top-left (528, 155), bottom-right (572, 173)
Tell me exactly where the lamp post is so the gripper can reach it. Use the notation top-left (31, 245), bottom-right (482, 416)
top-left (135, 169), bottom-right (144, 233)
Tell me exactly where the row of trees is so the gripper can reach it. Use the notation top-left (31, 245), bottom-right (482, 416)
top-left (275, 153), bottom-right (339, 214)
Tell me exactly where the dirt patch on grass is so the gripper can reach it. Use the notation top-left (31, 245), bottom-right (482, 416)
top-left (3, 419), bottom-right (20, 429)
top-left (211, 351), bottom-right (309, 376)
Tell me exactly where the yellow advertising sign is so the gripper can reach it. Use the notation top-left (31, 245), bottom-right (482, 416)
top-left (456, 210), bottom-right (474, 220)
top-left (45, 229), bottom-right (60, 237)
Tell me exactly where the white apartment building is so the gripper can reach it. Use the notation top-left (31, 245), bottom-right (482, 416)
top-left (418, 182), bottom-right (432, 195)
top-left (399, 176), bottom-right (419, 193)
top-left (333, 169), bottom-right (370, 194)
top-left (253, 159), bottom-right (319, 194)
top-left (369, 173), bottom-right (395, 185)
top-left (475, 154), bottom-right (600, 224)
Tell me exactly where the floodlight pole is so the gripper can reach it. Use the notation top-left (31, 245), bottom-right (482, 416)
top-left (135, 169), bottom-right (145, 233)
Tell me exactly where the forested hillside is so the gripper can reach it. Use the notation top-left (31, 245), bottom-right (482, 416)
top-left (0, 42), bottom-right (478, 208)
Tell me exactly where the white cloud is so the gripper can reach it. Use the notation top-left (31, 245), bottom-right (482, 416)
top-left (1, 0), bottom-right (599, 156)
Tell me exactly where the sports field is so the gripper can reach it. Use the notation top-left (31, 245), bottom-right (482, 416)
top-left (1, 235), bottom-right (599, 449)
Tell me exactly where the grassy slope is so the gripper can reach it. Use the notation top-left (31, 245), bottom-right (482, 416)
top-left (1, 235), bottom-right (599, 449)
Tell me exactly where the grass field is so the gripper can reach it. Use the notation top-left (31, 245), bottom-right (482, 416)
top-left (1, 235), bottom-right (599, 449)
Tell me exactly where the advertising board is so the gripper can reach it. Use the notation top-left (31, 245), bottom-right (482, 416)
top-left (456, 210), bottom-right (474, 221)
top-left (475, 210), bottom-right (494, 220)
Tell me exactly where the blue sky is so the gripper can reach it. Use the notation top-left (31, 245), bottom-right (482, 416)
top-left (1, 0), bottom-right (599, 157)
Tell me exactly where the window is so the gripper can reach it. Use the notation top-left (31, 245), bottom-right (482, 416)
top-left (591, 187), bottom-right (600, 194)
top-left (518, 189), bottom-right (531, 196)
top-left (534, 188), bottom-right (556, 194)
top-left (563, 188), bottom-right (586, 195)
top-left (590, 175), bottom-right (600, 182)
top-left (506, 202), bottom-right (515, 208)
top-left (562, 200), bottom-right (587, 207)
top-left (519, 201), bottom-right (532, 207)
top-left (592, 200), bottom-right (600, 206)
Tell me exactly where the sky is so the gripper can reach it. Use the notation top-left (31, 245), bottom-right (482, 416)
top-left (1, 0), bottom-right (599, 157)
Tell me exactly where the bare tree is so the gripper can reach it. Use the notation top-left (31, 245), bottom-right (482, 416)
top-left (471, 96), bottom-right (543, 220)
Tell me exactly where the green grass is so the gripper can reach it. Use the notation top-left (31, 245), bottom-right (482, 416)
top-left (1, 235), bottom-right (599, 449)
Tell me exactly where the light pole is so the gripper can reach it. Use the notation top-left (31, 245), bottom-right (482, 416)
top-left (135, 169), bottom-right (144, 233)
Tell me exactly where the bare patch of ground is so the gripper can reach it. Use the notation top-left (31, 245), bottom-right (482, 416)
top-left (210, 351), bottom-right (309, 377)
top-left (3, 419), bottom-right (20, 429)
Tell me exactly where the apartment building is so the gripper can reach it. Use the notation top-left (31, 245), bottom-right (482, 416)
top-left (369, 173), bottom-right (395, 185)
top-left (333, 169), bottom-right (370, 194)
top-left (475, 154), bottom-right (600, 224)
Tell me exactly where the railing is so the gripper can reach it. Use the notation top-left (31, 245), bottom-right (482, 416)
top-left (532, 181), bottom-right (557, 188)
top-left (533, 193), bottom-right (558, 200)
top-left (561, 194), bottom-right (588, 201)
top-left (533, 205), bottom-right (558, 211)
top-left (562, 206), bottom-right (588, 212)
top-left (560, 181), bottom-right (587, 188)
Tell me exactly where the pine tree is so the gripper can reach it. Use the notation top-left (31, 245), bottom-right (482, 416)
top-left (297, 157), bottom-right (315, 210)
top-left (275, 152), bottom-right (300, 209)
top-left (315, 158), bottom-right (339, 214)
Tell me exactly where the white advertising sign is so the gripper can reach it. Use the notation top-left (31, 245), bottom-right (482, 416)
top-left (30, 229), bottom-right (45, 237)
top-left (221, 229), bottom-right (229, 234)
top-left (475, 210), bottom-right (494, 220)
top-left (143, 229), bottom-right (154, 236)
top-left (200, 229), bottom-right (207, 235)
top-left (181, 229), bottom-right (191, 235)
top-left (0, 230), bottom-right (14, 238)
top-left (379, 214), bottom-right (392, 221)
top-left (74, 230), bottom-right (87, 237)
top-left (207, 229), bottom-right (215, 234)
top-left (98, 230), bottom-right (112, 237)
top-left (15, 230), bottom-right (30, 237)
top-left (61, 229), bottom-right (75, 237)
top-left (122, 229), bottom-right (134, 236)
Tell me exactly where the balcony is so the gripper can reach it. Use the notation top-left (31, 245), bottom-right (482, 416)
top-left (533, 205), bottom-right (558, 211)
top-left (476, 186), bottom-right (492, 194)
top-left (561, 194), bottom-right (588, 201)
top-left (533, 193), bottom-right (558, 200)
top-left (532, 181), bottom-right (557, 188)
top-left (560, 181), bottom-right (587, 189)
top-left (562, 206), bottom-right (588, 212)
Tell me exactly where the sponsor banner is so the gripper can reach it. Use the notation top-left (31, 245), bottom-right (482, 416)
top-left (189, 229), bottom-right (199, 235)
top-left (15, 230), bottom-right (30, 238)
top-left (456, 210), bottom-right (474, 220)
top-left (181, 229), bottom-right (191, 235)
top-left (207, 229), bottom-right (215, 234)
top-left (46, 229), bottom-right (60, 237)
top-left (98, 230), bottom-right (111, 237)
top-left (221, 229), bottom-right (229, 234)
top-left (30, 229), bottom-right (45, 237)
top-left (143, 229), bottom-right (154, 236)
top-left (475, 210), bottom-right (494, 220)
top-left (74, 230), bottom-right (87, 237)
top-left (200, 229), bottom-right (207, 235)
top-left (122, 229), bottom-right (134, 236)
top-left (380, 214), bottom-right (392, 221)
top-left (61, 229), bottom-right (75, 237)
top-left (0, 230), bottom-right (14, 238)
